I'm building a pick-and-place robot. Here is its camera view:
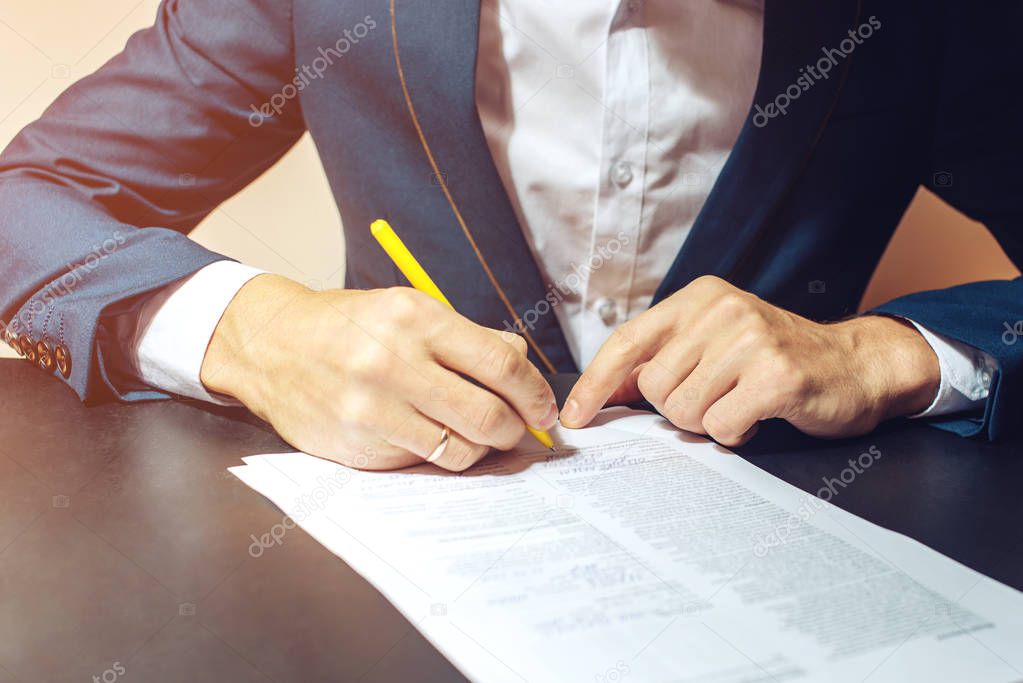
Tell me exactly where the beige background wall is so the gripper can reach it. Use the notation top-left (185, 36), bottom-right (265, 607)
top-left (1, 2), bottom-right (1017, 359)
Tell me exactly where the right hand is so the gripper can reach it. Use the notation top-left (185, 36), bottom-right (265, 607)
top-left (200, 275), bottom-right (558, 472)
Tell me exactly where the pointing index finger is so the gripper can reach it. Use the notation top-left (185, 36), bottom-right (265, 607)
top-left (562, 320), bottom-right (650, 428)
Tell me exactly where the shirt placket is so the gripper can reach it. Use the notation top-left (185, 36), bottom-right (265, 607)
top-left (580, 0), bottom-right (649, 366)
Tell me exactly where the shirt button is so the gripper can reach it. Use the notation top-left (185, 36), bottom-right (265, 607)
top-left (595, 298), bottom-right (617, 325)
top-left (610, 161), bottom-right (634, 188)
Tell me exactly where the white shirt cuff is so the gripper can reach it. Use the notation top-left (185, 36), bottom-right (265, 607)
top-left (126, 261), bottom-right (266, 405)
top-left (904, 319), bottom-right (997, 418)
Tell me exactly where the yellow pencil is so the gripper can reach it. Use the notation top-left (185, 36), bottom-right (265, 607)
top-left (370, 219), bottom-right (556, 452)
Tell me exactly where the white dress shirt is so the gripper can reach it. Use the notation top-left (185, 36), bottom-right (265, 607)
top-left (111, 0), bottom-right (995, 416)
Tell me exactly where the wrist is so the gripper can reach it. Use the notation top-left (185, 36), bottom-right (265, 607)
top-left (839, 315), bottom-right (940, 420)
top-left (199, 274), bottom-right (310, 409)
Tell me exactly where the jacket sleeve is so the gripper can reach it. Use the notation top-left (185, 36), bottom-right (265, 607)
top-left (868, 1), bottom-right (1023, 440)
top-left (0, 0), bottom-right (304, 401)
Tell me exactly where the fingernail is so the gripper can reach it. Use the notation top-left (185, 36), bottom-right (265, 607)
top-left (560, 399), bottom-right (581, 427)
top-left (536, 403), bottom-right (559, 430)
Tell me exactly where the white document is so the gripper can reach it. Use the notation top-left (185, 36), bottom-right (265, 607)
top-left (231, 409), bottom-right (1023, 682)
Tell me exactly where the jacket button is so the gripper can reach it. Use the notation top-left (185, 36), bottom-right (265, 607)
top-left (4, 329), bottom-right (19, 354)
top-left (54, 344), bottom-right (72, 378)
top-left (36, 341), bottom-right (54, 373)
top-left (19, 335), bottom-right (36, 363)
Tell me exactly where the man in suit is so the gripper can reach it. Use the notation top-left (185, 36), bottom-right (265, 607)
top-left (1, 0), bottom-right (1019, 472)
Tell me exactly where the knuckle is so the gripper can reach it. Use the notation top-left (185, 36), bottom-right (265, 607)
top-left (531, 386), bottom-right (555, 418)
top-left (714, 291), bottom-right (750, 316)
top-left (347, 343), bottom-right (390, 377)
top-left (703, 410), bottom-right (739, 445)
top-left (571, 371), bottom-right (602, 402)
top-left (473, 398), bottom-right (510, 438)
top-left (487, 345), bottom-right (524, 381)
top-left (609, 322), bottom-right (639, 353)
top-left (353, 450), bottom-right (420, 471)
top-left (386, 288), bottom-right (423, 322)
top-left (423, 316), bottom-right (454, 351)
top-left (574, 371), bottom-right (599, 392)
top-left (740, 310), bottom-right (771, 336)
top-left (688, 274), bottom-right (725, 293)
top-left (664, 396), bottom-right (702, 432)
top-left (343, 395), bottom-right (380, 429)
top-left (499, 330), bottom-right (529, 354)
top-left (636, 365), bottom-right (669, 406)
top-left (448, 441), bottom-right (489, 472)
top-left (493, 421), bottom-right (527, 451)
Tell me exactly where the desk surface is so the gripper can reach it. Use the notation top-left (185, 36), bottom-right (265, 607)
top-left (1, 360), bottom-right (1020, 682)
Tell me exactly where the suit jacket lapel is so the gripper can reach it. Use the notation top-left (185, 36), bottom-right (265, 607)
top-left (389, 0), bottom-right (576, 373)
top-left (653, 0), bottom-right (863, 304)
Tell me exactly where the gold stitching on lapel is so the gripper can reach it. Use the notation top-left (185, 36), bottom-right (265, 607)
top-left (388, 0), bottom-right (558, 374)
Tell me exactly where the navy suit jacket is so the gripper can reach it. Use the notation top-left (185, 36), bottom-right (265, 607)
top-left (1, 0), bottom-right (1021, 439)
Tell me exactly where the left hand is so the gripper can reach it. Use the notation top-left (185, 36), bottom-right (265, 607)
top-left (560, 276), bottom-right (940, 446)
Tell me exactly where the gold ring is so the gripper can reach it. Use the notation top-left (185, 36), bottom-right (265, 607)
top-left (427, 426), bottom-right (450, 463)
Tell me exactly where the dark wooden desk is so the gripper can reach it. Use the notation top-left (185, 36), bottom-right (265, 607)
top-left (1, 360), bottom-right (1020, 682)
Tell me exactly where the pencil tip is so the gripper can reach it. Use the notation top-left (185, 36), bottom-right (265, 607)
top-left (549, 446), bottom-right (557, 452)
